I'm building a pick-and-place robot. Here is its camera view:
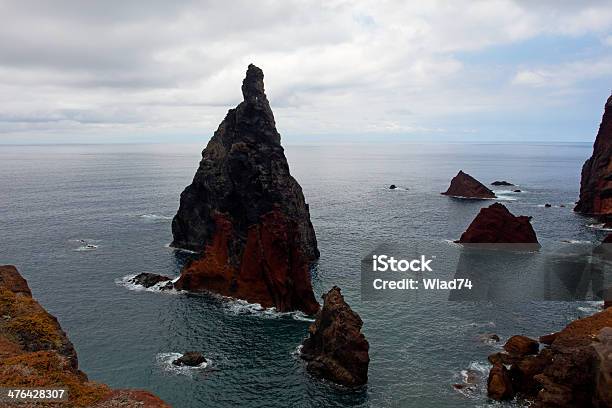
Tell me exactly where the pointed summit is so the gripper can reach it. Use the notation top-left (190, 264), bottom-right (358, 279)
top-left (442, 170), bottom-right (496, 199)
top-left (171, 64), bottom-right (320, 314)
top-left (242, 63), bottom-right (266, 102)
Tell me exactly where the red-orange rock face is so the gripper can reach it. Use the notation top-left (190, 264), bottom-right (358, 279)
top-left (456, 202), bottom-right (539, 245)
top-left (575, 95), bottom-right (612, 216)
top-left (442, 170), bottom-right (496, 199)
top-left (175, 210), bottom-right (319, 315)
top-left (0, 265), bottom-right (168, 407)
top-left (171, 64), bottom-right (319, 314)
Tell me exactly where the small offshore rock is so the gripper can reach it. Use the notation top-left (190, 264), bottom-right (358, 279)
top-left (130, 272), bottom-right (172, 288)
top-left (442, 170), bottom-right (496, 199)
top-left (492, 181), bottom-right (514, 186)
top-left (172, 352), bottom-right (206, 367)
top-left (389, 184), bottom-right (397, 190)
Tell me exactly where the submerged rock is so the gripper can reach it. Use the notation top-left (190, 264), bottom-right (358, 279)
top-left (456, 203), bottom-right (540, 245)
top-left (491, 180), bottom-right (514, 186)
top-left (575, 95), bottom-right (612, 216)
top-left (171, 64), bottom-right (319, 315)
top-left (130, 272), bottom-right (172, 288)
top-left (442, 170), bottom-right (496, 199)
top-left (172, 351), bottom-right (206, 367)
top-left (0, 265), bottom-right (168, 407)
top-left (300, 286), bottom-right (369, 387)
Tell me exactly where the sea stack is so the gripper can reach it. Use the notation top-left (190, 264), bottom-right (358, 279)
top-left (171, 64), bottom-right (320, 315)
top-left (300, 286), bottom-right (370, 387)
top-left (575, 95), bottom-right (612, 216)
top-left (0, 265), bottom-right (168, 407)
top-left (456, 203), bottom-right (540, 245)
top-left (442, 170), bottom-right (496, 199)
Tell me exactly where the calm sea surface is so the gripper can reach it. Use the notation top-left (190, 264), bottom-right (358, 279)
top-left (0, 142), bottom-right (604, 407)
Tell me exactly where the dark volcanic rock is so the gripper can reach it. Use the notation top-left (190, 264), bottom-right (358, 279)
top-left (514, 189), bottom-right (522, 193)
top-left (300, 286), bottom-right (369, 387)
top-left (442, 170), bottom-right (496, 199)
top-left (544, 203), bottom-right (552, 208)
top-left (492, 180), bottom-right (514, 186)
top-left (130, 272), bottom-right (172, 288)
top-left (172, 351), bottom-right (206, 367)
top-left (171, 64), bottom-right (319, 315)
top-left (389, 184), bottom-right (397, 190)
top-left (575, 95), bottom-right (612, 216)
top-left (456, 203), bottom-right (540, 245)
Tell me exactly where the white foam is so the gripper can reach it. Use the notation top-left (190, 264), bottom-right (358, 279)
top-left (561, 239), bottom-right (592, 244)
top-left (138, 213), bottom-right (173, 221)
top-left (292, 344), bottom-right (304, 357)
top-left (578, 301), bottom-right (604, 315)
top-left (115, 274), bottom-right (180, 294)
top-left (164, 243), bottom-right (198, 254)
top-left (221, 297), bottom-right (315, 321)
top-left (74, 244), bottom-right (98, 251)
top-left (156, 352), bottom-right (209, 377)
top-left (587, 223), bottom-right (612, 231)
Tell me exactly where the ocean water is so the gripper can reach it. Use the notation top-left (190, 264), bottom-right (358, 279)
top-left (0, 142), bottom-right (605, 408)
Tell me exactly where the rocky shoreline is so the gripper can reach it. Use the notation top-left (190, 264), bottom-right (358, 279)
top-left (0, 265), bottom-right (168, 407)
top-left (486, 306), bottom-right (612, 407)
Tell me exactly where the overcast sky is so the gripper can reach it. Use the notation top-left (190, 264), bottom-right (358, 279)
top-left (1, 0), bottom-right (612, 144)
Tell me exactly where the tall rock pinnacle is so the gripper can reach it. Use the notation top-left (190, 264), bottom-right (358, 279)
top-left (171, 64), bottom-right (320, 315)
top-left (575, 94), bottom-right (612, 216)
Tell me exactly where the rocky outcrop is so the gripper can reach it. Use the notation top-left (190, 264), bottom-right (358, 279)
top-left (172, 351), bottom-right (206, 367)
top-left (492, 181), bottom-right (514, 186)
top-left (575, 95), bottom-right (612, 217)
top-left (300, 286), bottom-right (369, 387)
top-left (0, 265), bottom-right (168, 407)
top-left (171, 64), bottom-right (319, 315)
top-left (130, 272), bottom-right (172, 288)
top-left (486, 307), bottom-right (612, 407)
top-left (456, 203), bottom-right (540, 245)
top-left (442, 170), bottom-right (496, 199)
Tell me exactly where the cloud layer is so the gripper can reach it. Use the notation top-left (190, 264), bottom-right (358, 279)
top-left (1, 0), bottom-right (612, 143)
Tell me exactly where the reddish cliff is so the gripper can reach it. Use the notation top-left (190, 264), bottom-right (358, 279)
top-left (442, 170), bottom-right (496, 199)
top-left (575, 95), bottom-right (612, 216)
top-left (456, 203), bottom-right (539, 245)
top-left (0, 265), bottom-right (168, 407)
top-left (300, 286), bottom-right (369, 387)
top-left (171, 64), bottom-right (319, 315)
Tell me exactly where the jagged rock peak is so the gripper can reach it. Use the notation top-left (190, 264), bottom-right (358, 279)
top-left (171, 64), bottom-right (320, 314)
top-left (300, 286), bottom-right (370, 387)
top-left (242, 64), bottom-right (266, 102)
